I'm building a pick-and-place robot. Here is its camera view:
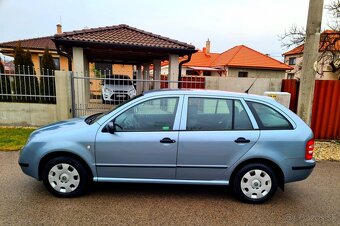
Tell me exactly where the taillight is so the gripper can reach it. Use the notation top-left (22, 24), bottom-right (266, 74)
top-left (305, 138), bottom-right (314, 160)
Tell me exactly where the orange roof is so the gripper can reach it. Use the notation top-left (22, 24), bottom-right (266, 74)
top-left (183, 51), bottom-right (220, 67)
top-left (212, 45), bottom-right (292, 70)
top-left (282, 45), bottom-right (304, 56)
top-left (160, 45), bottom-right (292, 71)
top-left (283, 30), bottom-right (340, 56)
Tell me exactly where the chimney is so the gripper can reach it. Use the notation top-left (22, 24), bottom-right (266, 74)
top-left (206, 38), bottom-right (211, 54)
top-left (56, 23), bottom-right (62, 34)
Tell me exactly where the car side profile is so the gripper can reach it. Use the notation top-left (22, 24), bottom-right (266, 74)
top-left (19, 90), bottom-right (315, 203)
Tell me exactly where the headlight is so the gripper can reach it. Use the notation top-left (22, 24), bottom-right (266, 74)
top-left (104, 88), bottom-right (111, 93)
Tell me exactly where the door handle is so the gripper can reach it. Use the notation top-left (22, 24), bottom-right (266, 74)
top-left (234, 137), bottom-right (250, 143)
top-left (160, 137), bottom-right (176, 143)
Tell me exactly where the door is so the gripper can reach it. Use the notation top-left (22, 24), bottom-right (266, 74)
top-left (95, 96), bottom-right (182, 179)
top-left (177, 96), bottom-right (260, 180)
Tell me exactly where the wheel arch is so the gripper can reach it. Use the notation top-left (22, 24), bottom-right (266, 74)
top-left (38, 151), bottom-right (94, 181)
top-left (230, 158), bottom-right (285, 190)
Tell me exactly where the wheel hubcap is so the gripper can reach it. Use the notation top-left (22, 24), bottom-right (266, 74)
top-left (240, 169), bottom-right (272, 199)
top-left (48, 163), bottom-right (80, 193)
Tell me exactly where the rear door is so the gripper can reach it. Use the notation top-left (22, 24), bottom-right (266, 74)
top-left (176, 96), bottom-right (260, 180)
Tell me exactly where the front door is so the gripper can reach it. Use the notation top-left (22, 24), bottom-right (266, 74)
top-left (95, 96), bottom-right (182, 179)
top-left (176, 96), bottom-right (260, 180)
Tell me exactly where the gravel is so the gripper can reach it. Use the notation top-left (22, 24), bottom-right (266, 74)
top-left (315, 141), bottom-right (340, 161)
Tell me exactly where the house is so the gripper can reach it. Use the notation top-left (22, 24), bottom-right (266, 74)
top-left (0, 24), bottom-right (134, 77)
top-left (283, 30), bottom-right (340, 80)
top-left (160, 40), bottom-right (292, 78)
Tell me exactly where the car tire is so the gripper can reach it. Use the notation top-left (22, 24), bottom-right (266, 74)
top-left (42, 156), bottom-right (91, 198)
top-left (232, 163), bottom-right (277, 204)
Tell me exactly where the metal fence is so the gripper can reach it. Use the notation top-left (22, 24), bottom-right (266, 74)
top-left (71, 70), bottom-right (206, 117)
top-left (0, 71), bottom-right (56, 104)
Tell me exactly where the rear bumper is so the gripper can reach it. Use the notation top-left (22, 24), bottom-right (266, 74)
top-left (285, 160), bottom-right (316, 183)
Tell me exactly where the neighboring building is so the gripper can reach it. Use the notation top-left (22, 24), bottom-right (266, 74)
top-left (0, 25), bottom-right (68, 74)
top-left (160, 40), bottom-right (292, 78)
top-left (283, 30), bottom-right (340, 80)
top-left (0, 24), bottom-right (134, 77)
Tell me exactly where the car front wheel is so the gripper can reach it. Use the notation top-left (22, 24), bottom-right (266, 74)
top-left (232, 163), bottom-right (277, 204)
top-left (42, 157), bottom-right (91, 197)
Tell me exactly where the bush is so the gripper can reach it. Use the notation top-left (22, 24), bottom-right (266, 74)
top-left (13, 44), bottom-right (39, 103)
top-left (40, 47), bottom-right (56, 104)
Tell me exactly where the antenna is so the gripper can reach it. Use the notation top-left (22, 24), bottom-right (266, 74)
top-left (59, 16), bottom-right (62, 25)
top-left (244, 77), bottom-right (258, 94)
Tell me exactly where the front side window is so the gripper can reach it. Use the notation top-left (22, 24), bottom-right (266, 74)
top-left (114, 97), bottom-right (179, 132)
top-left (186, 98), bottom-right (253, 131)
top-left (246, 101), bottom-right (293, 130)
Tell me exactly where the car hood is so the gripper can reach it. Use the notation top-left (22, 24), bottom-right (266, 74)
top-left (29, 117), bottom-right (88, 141)
top-left (103, 84), bottom-right (134, 92)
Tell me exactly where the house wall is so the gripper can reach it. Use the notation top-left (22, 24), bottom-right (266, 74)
top-left (227, 68), bottom-right (285, 79)
top-left (29, 52), bottom-right (68, 75)
top-left (205, 77), bottom-right (282, 95)
top-left (284, 54), bottom-right (340, 80)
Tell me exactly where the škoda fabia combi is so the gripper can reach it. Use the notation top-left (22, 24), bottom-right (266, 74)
top-left (19, 90), bottom-right (315, 203)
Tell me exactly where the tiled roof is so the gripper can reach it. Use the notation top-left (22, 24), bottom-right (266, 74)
top-left (0, 36), bottom-right (56, 51)
top-left (282, 45), bottom-right (304, 56)
top-left (54, 24), bottom-right (195, 50)
top-left (283, 30), bottom-right (340, 56)
top-left (212, 45), bottom-right (292, 70)
top-left (183, 51), bottom-right (220, 67)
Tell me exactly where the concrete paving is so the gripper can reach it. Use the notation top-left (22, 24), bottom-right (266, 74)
top-left (1, 151), bottom-right (339, 225)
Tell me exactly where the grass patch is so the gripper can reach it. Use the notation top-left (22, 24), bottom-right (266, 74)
top-left (0, 127), bottom-right (36, 151)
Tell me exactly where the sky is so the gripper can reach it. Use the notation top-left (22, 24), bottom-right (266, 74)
top-left (0, 0), bottom-right (334, 61)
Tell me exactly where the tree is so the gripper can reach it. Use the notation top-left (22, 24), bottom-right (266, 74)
top-left (280, 0), bottom-right (340, 78)
top-left (40, 47), bottom-right (56, 103)
top-left (0, 58), bottom-right (12, 102)
top-left (13, 43), bottom-right (39, 102)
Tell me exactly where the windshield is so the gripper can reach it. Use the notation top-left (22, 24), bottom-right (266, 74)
top-left (85, 94), bottom-right (143, 125)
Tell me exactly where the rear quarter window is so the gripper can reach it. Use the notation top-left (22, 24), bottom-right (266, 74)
top-left (246, 101), bottom-right (293, 130)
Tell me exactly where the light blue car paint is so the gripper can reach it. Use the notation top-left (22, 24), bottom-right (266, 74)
top-left (19, 89), bottom-right (315, 193)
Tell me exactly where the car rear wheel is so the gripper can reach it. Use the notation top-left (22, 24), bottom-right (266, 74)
top-left (42, 157), bottom-right (91, 197)
top-left (232, 163), bottom-right (277, 204)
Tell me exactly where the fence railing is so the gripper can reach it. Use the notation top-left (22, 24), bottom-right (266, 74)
top-left (71, 71), bottom-right (206, 117)
top-left (0, 72), bottom-right (56, 104)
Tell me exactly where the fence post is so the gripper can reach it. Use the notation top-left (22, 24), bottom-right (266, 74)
top-left (55, 71), bottom-right (72, 120)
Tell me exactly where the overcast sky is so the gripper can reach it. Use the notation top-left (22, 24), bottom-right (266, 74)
top-left (0, 0), bottom-right (333, 61)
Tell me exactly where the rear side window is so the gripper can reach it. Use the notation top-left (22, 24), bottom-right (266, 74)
top-left (186, 98), bottom-right (253, 131)
top-left (246, 101), bottom-right (293, 130)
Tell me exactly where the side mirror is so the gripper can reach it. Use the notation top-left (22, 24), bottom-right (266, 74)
top-left (105, 121), bottom-right (115, 134)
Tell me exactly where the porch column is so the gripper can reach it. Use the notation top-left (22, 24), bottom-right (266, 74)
top-left (168, 54), bottom-right (179, 89)
top-left (143, 63), bottom-right (150, 91)
top-left (153, 59), bottom-right (161, 90)
top-left (72, 47), bottom-right (90, 109)
top-left (136, 65), bottom-right (143, 95)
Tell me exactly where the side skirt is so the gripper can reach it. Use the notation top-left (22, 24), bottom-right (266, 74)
top-left (93, 177), bottom-right (229, 186)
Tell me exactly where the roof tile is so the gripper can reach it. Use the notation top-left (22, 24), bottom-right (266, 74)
top-left (54, 24), bottom-right (195, 50)
top-left (0, 36), bottom-right (56, 51)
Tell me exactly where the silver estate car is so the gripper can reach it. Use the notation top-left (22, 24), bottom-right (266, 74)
top-left (19, 90), bottom-right (315, 203)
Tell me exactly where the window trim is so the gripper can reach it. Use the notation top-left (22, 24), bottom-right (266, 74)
top-left (245, 100), bottom-right (294, 130)
top-left (107, 95), bottom-right (183, 132)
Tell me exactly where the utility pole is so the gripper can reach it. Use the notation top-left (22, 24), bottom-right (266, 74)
top-left (297, 0), bottom-right (324, 125)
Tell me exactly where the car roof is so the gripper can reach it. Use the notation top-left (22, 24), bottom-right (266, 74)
top-left (143, 89), bottom-right (273, 101)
